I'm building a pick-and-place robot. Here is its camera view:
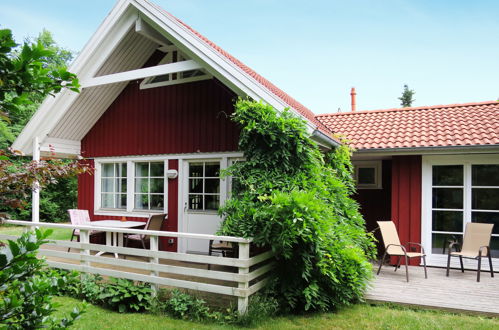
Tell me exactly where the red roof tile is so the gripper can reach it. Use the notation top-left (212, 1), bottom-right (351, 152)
top-left (148, 1), bottom-right (332, 136)
top-left (316, 101), bottom-right (499, 150)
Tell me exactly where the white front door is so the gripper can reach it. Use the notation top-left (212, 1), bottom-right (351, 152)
top-left (181, 160), bottom-right (225, 253)
top-left (422, 154), bottom-right (499, 269)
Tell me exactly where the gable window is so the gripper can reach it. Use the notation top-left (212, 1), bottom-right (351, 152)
top-left (140, 50), bottom-right (210, 90)
top-left (188, 162), bottom-right (220, 211)
top-left (101, 163), bottom-right (127, 209)
top-left (134, 162), bottom-right (165, 210)
top-left (353, 160), bottom-right (382, 189)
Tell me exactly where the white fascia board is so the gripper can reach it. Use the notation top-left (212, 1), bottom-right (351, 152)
top-left (40, 137), bottom-right (81, 157)
top-left (135, 16), bottom-right (171, 46)
top-left (81, 60), bottom-right (201, 88)
top-left (136, 0), bottom-right (318, 134)
top-left (12, 2), bottom-right (137, 155)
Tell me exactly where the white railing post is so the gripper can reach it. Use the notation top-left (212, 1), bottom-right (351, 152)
top-left (80, 229), bottom-right (90, 268)
top-left (32, 137), bottom-right (40, 225)
top-left (238, 242), bottom-right (250, 315)
top-left (150, 235), bottom-right (159, 296)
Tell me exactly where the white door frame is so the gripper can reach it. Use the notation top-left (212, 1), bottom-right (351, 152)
top-left (422, 153), bottom-right (499, 269)
top-left (178, 156), bottom-right (230, 253)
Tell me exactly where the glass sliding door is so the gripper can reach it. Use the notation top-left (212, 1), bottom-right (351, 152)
top-left (423, 155), bottom-right (499, 267)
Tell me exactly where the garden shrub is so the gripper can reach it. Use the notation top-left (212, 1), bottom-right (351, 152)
top-left (219, 99), bottom-right (376, 312)
top-left (0, 228), bottom-right (83, 329)
top-left (98, 278), bottom-right (152, 313)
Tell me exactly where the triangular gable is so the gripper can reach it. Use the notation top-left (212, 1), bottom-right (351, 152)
top-left (13, 0), bottom-right (336, 157)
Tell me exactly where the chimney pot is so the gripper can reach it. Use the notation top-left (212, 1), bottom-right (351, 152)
top-left (350, 87), bottom-right (357, 112)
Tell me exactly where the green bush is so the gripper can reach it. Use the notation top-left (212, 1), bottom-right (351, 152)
top-left (0, 229), bottom-right (83, 329)
top-left (219, 99), bottom-right (375, 312)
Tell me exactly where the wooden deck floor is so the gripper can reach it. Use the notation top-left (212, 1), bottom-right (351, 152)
top-left (366, 265), bottom-right (499, 316)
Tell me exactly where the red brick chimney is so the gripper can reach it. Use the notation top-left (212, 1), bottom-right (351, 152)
top-left (350, 87), bottom-right (356, 112)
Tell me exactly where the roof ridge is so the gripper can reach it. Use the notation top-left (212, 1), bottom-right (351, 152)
top-left (316, 100), bottom-right (499, 117)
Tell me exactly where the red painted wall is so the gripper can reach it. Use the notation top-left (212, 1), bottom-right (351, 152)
top-left (81, 78), bottom-right (239, 157)
top-left (391, 155), bottom-right (422, 265)
top-left (77, 78), bottom-right (240, 251)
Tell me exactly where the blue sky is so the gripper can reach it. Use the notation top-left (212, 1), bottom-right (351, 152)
top-left (1, 0), bottom-right (498, 114)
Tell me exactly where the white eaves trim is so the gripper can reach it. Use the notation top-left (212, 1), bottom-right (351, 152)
top-left (81, 60), bottom-right (201, 88)
top-left (40, 138), bottom-right (81, 156)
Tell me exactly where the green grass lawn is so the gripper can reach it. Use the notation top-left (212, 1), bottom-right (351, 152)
top-left (52, 296), bottom-right (499, 330)
top-left (0, 224), bottom-right (72, 241)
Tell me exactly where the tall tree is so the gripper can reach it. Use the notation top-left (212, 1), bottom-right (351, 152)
top-left (398, 84), bottom-right (415, 107)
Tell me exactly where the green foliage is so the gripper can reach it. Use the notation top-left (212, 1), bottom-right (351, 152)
top-left (98, 278), bottom-right (153, 313)
top-left (159, 289), bottom-right (214, 321)
top-left (219, 99), bottom-right (375, 312)
top-left (46, 269), bottom-right (152, 314)
top-left (0, 228), bottom-right (84, 329)
top-left (235, 293), bottom-right (279, 327)
top-left (399, 84), bottom-right (415, 107)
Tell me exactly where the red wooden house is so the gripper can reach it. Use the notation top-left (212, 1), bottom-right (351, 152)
top-left (317, 101), bottom-right (499, 268)
top-left (12, 0), bottom-right (499, 270)
top-left (12, 0), bottom-right (338, 253)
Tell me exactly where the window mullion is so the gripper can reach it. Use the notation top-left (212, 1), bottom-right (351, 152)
top-left (464, 163), bottom-right (472, 230)
top-left (126, 161), bottom-right (134, 213)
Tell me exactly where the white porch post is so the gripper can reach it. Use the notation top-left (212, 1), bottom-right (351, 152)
top-left (32, 137), bottom-right (40, 223)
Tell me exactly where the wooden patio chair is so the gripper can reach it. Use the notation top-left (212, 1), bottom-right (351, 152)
top-left (446, 222), bottom-right (494, 282)
top-left (67, 209), bottom-right (102, 252)
top-left (377, 221), bottom-right (428, 282)
top-left (123, 213), bottom-right (166, 249)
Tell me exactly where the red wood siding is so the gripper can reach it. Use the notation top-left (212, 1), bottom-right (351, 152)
top-left (78, 78), bottom-right (239, 251)
top-left (81, 78), bottom-right (239, 158)
top-left (354, 160), bottom-right (392, 256)
top-left (391, 155), bottom-right (422, 265)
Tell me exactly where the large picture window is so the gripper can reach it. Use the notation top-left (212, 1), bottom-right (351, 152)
top-left (101, 163), bottom-right (127, 209)
top-left (134, 162), bottom-right (165, 210)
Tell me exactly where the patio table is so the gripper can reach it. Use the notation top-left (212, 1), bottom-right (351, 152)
top-left (91, 220), bottom-right (145, 258)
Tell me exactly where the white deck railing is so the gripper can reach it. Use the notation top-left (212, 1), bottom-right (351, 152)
top-left (0, 220), bottom-right (275, 314)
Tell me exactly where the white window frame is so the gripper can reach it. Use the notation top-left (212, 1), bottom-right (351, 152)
top-left (422, 153), bottom-right (499, 268)
top-left (186, 160), bottom-right (222, 212)
top-left (353, 160), bottom-right (382, 189)
top-left (93, 152), bottom-right (243, 218)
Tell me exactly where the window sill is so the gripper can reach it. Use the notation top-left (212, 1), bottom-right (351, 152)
top-left (94, 210), bottom-right (163, 218)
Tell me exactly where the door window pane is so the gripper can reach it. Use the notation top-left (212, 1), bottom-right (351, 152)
top-left (187, 162), bottom-right (220, 211)
top-left (472, 165), bottom-right (499, 186)
top-left (472, 188), bottom-right (499, 210)
top-left (432, 188), bottom-right (463, 209)
top-left (135, 162), bottom-right (149, 176)
top-left (472, 212), bottom-right (499, 235)
top-left (432, 233), bottom-right (463, 255)
top-left (432, 211), bottom-right (463, 232)
top-left (432, 165), bottom-right (463, 186)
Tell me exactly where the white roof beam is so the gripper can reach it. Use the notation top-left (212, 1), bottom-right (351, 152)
top-left (135, 16), bottom-right (171, 46)
top-left (82, 60), bottom-right (201, 88)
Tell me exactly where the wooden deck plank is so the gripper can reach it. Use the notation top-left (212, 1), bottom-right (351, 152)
top-left (366, 266), bottom-right (499, 316)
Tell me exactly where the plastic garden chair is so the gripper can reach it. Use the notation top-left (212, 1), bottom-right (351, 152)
top-left (67, 209), bottom-right (101, 252)
top-left (124, 214), bottom-right (166, 249)
top-left (446, 222), bottom-right (494, 282)
top-left (377, 221), bottom-right (428, 282)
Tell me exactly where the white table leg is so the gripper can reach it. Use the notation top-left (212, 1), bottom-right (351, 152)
top-left (96, 231), bottom-right (118, 257)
